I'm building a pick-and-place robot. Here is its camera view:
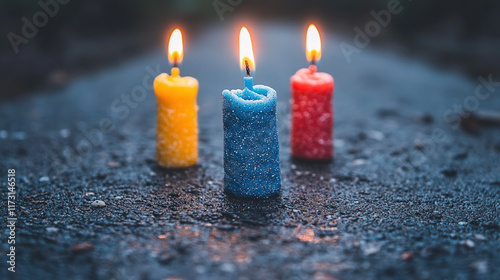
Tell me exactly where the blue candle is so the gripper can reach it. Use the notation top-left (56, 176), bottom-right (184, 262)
top-left (222, 27), bottom-right (281, 198)
top-left (222, 77), bottom-right (281, 197)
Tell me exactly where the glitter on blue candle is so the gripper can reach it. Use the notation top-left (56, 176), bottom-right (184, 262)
top-left (222, 77), bottom-right (281, 198)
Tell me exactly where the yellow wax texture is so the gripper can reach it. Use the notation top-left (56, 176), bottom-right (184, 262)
top-left (154, 67), bottom-right (199, 168)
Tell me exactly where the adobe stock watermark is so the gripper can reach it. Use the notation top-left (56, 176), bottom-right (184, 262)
top-left (340, 0), bottom-right (412, 63)
top-left (407, 74), bottom-right (499, 167)
top-left (213, 0), bottom-right (244, 21)
top-left (6, 169), bottom-right (17, 273)
top-left (47, 64), bottom-right (161, 171)
top-left (7, 0), bottom-right (71, 54)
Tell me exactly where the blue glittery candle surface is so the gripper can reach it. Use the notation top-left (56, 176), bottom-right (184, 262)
top-left (222, 77), bottom-right (281, 197)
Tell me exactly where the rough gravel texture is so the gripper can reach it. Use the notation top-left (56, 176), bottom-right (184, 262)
top-left (1, 23), bottom-right (499, 280)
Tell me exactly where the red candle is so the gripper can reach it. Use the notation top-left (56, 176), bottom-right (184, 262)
top-left (290, 25), bottom-right (335, 160)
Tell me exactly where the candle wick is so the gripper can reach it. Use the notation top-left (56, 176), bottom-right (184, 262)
top-left (173, 53), bottom-right (179, 68)
top-left (310, 49), bottom-right (317, 66)
top-left (245, 59), bottom-right (251, 77)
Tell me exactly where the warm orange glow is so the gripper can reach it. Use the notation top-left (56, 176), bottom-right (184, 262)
top-left (239, 27), bottom-right (255, 74)
top-left (306, 24), bottom-right (322, 63)
top-left (168, 29), bottom-right (183, 65)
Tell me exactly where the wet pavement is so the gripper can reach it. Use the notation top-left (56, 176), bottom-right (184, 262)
top-left (1, 23), bottom-right (500, 280)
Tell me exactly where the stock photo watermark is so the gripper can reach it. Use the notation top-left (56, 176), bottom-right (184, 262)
top-left (6, 169), bottom-right (17, 273)
top-left (213, 0), bottom-right (244, 21)
top-left (7, 0), bottom-right (71, 54)
top-left (340, 0), bottom-right (412, 63)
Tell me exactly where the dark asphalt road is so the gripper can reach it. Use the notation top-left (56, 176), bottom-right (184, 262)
top-left (1, 23), bottom-right (499, 280)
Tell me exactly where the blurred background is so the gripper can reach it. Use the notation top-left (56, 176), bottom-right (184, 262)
top-left (1, 0), bottom-right (499, 101)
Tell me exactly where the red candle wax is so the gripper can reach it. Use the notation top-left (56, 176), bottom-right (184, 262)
top-left (290, 64), bottom-right (334, 160)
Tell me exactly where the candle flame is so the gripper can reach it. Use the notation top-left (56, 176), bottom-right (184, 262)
top-left (239, 27), bottom-right (255, 75)
top-left (168, 29), bottom-right (183, 65)
top-left (306, 24), bottom-right (321, 63)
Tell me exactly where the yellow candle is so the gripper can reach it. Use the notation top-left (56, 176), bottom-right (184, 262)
top-left (154, 29), bottom-right (199, 168)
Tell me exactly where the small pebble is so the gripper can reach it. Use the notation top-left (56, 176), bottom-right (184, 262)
top-left (107, 161), bottom-right (119, 168)
top-left (367, 130), bottom-right (384, 141)
top-left (39, 176), bottom-right (49, 182)
top-left (363, 244), bottom-right (380, 255)
top-left (333, 139), bottom-right (345, 148)
top-left (470, 260), bottom-right (488, 274)
top-left (352, 159), bottom-right (367, 166)
top-left (463, 239), bottom-right (475, 248)
top-left (72, 242), bottom-right (94, 253)
top-left (83, 192), bottom-right (95, 197)
top-left (458, 221), bottom-right (468, 226)
top-left (91, 200), bottom-right (106, 208)
top-left (59, 129), bottom-right (70, 138)
top-left (474, 234), bottom-right (487, 241)
top-left (46, 227), bottom-right (59, 233)
top-left (402, 252), bottom-right (414, 261)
